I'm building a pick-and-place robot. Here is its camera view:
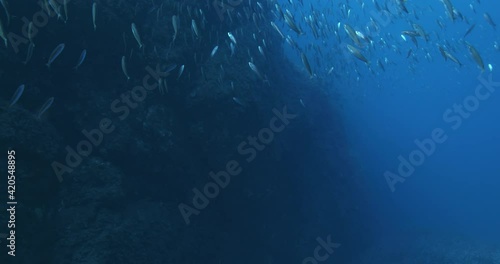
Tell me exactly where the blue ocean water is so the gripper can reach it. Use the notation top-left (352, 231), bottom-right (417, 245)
top-left (277, 0), bottom-right (500, 262)
top-left (0, 0), bottom-right (499, 263)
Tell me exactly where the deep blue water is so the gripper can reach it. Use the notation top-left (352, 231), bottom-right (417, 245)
top-left (0, 0), bottom-right (499, 263)
top-left (278, 0), bottom-right (500, 261)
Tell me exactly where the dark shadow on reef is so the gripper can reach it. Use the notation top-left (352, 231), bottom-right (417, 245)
top-left (0, 0), bottom-right (373, 263)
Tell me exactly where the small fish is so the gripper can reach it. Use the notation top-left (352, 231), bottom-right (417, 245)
top-left (412, 23), bottom-right (429, 41)
top-left (92, 2), bottom-right (96, 31)
top-left (466, 42), bottom-right (485, 71)
top-left (177, 64), bottom-right (185, 79)
top-left (36, 97), bottom-right (54, 119)
top-left (401, 30), bottom-right (419, 37)
top-left (63, 0), bottom-right (68, 22)
top-left (164, 64), bottom-right (177, 73)
top-left (191, 19), bottom-right (200, 38)
top-left (48, 0), bottom-right (62, 20)
top-left (397, 0), bottom-right (408, 13)
top-left (248, 61), bottom-right (264, 80)
top-left (228, 32), bottom-right (237, 45)
top-left (406, 49), bottom-right (413, 58)
top-left (74, 49), bottom-right (87, 70)
top-left (440, 0), bottom-right (456, 21)
top-left (270, 21), bottom-right (285, 39)
top-left (172, 15), bottom-right (179, 42)
top-left (463, 24), bottom-right (476, 38)
top-left (46, 43), bottom-right (65, 68)
top-left (484, 13), bottom-right (496, 30)
top-left (0, 0), bottom-right (10, 26)
top-left (131, 23), bottom-right (143, 49)
top-left (344, 24), bottom-right (360, 46)
top-left (0, 17), bottom-right (7, 47)
top-left (283, 9), bottom-right (302, 35)
top-left (210, 46), bottom-right (219, 58)
top-left (437, 45), bottom-right (447, 61)
top-left (44, 0), bottom-right (51, 16)
top-left (300, 52), bottom-right (313, 77)
top-left (121, 56), bottom-right (130, 80)
top-left (410, 36), bottom-right (419, 48)
top-left (258, 46), bottom-right (265, 58)
top-left (347, 44), bottom-right (369, 64)
top-left (444, 51), bottom-right (462, 66)
top-left (232, 97), bottom-right (244, 106)
top-left (299, 99), bottom-right (305, 108)
top-left (488, 64), bottom-right (493, 72)
top-left (9, 85), bottom-right (24, 107)
top-left (327, 67), bottom-right (335, 75)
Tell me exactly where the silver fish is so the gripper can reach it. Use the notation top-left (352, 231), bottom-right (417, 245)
top-left (131, 23), bottom-right (143, 48)
top-left (412, 23), bottom-right (429, 41)
top-left (484, 13), bottom-right (496, 30)
top-left (177, 65), bottom-right (185, 79)
top-left (258, 46), bottom-right (265, 58)
top-left (300, 52), bottom-right (313, 77)
top-left (344, 24), bottom-right (360, 46)
top-left (248, 61), bottom-right (263, 80)
top-left (172, 15), bottom-right (179, 42)
top-left (444, 51), bottom-right (462, 66)
top-left (283, 9), bottom-right (302, 35)
top-left (270, 21), bottom-right (285, 39)
top-left (299, 99), bottom-right (305, 108)
top-left (211, 46), bottom-right (219, 58)
top-left (74, 49), bottom-right (87, 70)
top-left (228, 32), bottom-right (237, 45)
top-left (463, 24), bottom-right (476, 38)
top-left (347, 44), bottom-right (369, 64)
top-left (46, 43), bottom-right (65, 68)
top-left (0, 16), bottom-right (7, 47)
top-left (9, 84), bottom-right (24, 107)
top-left (63, 0), bottom-right (68, 22)
top-left (121, 56), bottom-right (130, 80)
top-left (48, 0), bottom-right (62, 20)
top-left (191, 19), bottom-right (200, 38)
top-left (466, 42), bottom-right (484, 71)
top-left (0, 0), bottom-right (10, 26)
top-left (36, 97), bottom-right (54, 119)
top-left (92, 2), bottom-right (96, 30)
top-left (164, 64), bottom-right (177, 73)
top-left (233, 97), bottom-right (244, 106)
top-left (440, 0), bottom-right (455, 21)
